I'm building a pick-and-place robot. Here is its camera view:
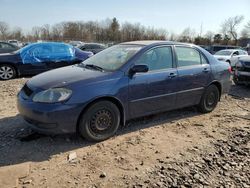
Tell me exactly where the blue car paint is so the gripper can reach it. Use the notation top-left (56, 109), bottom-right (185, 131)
top-left (17, 41), bottom-right (231, 134)
top-left (0, 42), bottom-right (93, 77)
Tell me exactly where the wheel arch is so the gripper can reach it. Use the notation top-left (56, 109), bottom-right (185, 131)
top-left (76, 96), bottom-right (125, 132)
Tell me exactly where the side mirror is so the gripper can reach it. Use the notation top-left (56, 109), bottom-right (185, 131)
top-left (130, 64), bottom-right (149, 74)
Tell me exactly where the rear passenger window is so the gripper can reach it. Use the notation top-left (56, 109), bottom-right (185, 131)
top-left (175, 47), bottom-right (201, 67)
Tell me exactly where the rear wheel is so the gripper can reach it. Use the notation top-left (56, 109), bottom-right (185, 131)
top-left (198, 85), bottom-right (220, 113)
top-left (78, 101), bottom-right (120, 142)
top-left (0, 65), bottom-right (16, 80)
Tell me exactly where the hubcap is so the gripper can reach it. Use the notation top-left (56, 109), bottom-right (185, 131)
top-left (0, 66), bottom-right (14, 80)
top-left (90, 109), bottom-right (113, 134)
top-left (207, 91), bottom-right (216, 106)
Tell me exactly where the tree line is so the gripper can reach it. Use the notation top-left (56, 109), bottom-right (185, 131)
top-left (0, 16), bottom-right (249, 46)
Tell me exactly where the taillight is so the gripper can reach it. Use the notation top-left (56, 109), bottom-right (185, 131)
top-left (228, 67), bottom-right (233, 74)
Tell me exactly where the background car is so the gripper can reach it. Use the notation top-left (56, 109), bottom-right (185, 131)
top-left (8, 40), bottom-right (23, 48)
top-left (78, 43), bottom-right (106, 54)
top-left (68, 41), bottom-right (84, 47)
top-left (17, 41), bottom-right (232, 142)
top-left (0, 42), bottom-right (93, 80)
top-left (205, 45), bottom-right (243, 54)
top-left (0, 42), bottom-right (19, 54)
top-left (213, 49), bottom-right (248, 67)
top-left (233, 56), bottom-right (250, 85)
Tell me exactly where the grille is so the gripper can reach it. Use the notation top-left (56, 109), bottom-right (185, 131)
top-left (22, 84), bottom-right (33, 97)
top-left (242, 67), bottom-right (250, 72)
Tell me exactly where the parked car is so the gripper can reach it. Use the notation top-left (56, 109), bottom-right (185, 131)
top-left (213, 49), bottom-right (248, 67)
top-left (8, 40), bottom-right (23, 48)
top-left (68, 41), bottom-right (84, 47)
top-left (0, 42), bottom-right (19, 54)
top-left (17, 41), bottom-right (231, 142)
top-left (205, 45), bottom-right (243, 54)
top-left (233, 56), bottom-right (250, 85)
top-left (0, 42), bottom-right (93, 80)
top-left (78, 43), bottom-right (106, 54)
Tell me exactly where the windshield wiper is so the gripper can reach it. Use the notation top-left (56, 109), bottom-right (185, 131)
top-left (82, 64), bottom-right (104, 72)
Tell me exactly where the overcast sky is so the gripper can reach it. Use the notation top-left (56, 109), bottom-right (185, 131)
top-left (1, 0), bottom-right (250, 34)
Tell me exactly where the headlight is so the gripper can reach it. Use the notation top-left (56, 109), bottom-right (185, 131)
top-left (32, 88), bottom-right (72, 103)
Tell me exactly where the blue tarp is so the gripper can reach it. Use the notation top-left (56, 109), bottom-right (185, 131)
top-left (20, 42), bottom-right (75, 64)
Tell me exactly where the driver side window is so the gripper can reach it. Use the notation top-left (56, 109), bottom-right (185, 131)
top-left (135, 46), bottom-right (173, 71)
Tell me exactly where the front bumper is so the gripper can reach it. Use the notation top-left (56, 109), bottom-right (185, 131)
top-left (234, 70), bottom-right (250, 84)
top-left (17, 94), bottom-right (84, 134)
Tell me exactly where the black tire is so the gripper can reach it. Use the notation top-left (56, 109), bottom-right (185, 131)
top-left (233, 75), bottom-right (242, 86)
top-left (198, 85), bottom-right (220, 113)
top-left (0, 64), bottom-right (16, 80)
top-left (78, 101), bottom-right (120, 142)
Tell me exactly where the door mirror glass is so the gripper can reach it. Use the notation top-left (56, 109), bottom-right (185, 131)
top-left (130, 64), bottom-right (149, 73)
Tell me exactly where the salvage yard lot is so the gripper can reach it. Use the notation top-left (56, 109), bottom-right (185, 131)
top-left (0, 78), bottom-right (250, 187)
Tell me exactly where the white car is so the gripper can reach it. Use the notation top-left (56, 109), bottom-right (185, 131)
top-left (7, 40), bottom-right (23, 48)
top-left (214, 49), bottom-right (248, 67)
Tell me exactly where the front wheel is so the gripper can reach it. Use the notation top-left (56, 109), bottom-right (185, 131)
top-left (198, 85), bottom-right (220, 113)
top-left (78, 101), bottom-right (120, 142)
top-left (0, 65), bottom-right (16, 80)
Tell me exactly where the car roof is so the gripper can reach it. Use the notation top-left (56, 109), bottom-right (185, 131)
top-left (121, 40), bottom-right (191, 46)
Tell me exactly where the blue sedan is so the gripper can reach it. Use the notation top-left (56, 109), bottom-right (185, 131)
top-left (0, 42), bottom-right (93, 80)
top-left (17, 41), bottom-right (232, 141)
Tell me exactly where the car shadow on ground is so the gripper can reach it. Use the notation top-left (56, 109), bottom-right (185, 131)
top-left (229, 84), bottom-right (250, 99)
top-left (0, 106), bottom-right (201, 168)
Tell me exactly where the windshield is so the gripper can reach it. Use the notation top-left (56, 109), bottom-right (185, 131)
top-left (81, 44), bottom-right (143, 71)
top-left (215, 50), bottom-right (232, 56)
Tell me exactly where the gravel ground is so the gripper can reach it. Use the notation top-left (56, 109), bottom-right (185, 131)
top-left (0, 78), bottom-right (249, 188)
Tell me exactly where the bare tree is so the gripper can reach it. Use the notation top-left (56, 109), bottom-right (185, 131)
top-left (32, 26), bottom-right (42, 40)
top-left (221, 15), bottom-right (244, 45)
top-left (242, 20), bottom-right (250, 38)
top-left (179, 27), bottom-right (196, 42)
top-left (205, 31), bottom-right (214, 44)
top-left (0, 21), bottom-right (9, 40)
top-left (10, 27), bottom-right (23, 41)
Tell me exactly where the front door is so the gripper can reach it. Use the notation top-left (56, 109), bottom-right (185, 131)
top-left (128, 46), bottom-right (178, 119)
top-left (21, 44), bottom-right (52, 74)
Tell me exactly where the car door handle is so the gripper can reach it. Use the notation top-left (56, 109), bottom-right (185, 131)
top-left (168, 72), bottom-right (177, 78)
top-left (202, 68), bottom-right (210, 73)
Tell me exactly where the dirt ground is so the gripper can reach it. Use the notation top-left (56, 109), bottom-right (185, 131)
top-left (0, 78), bottom-right (250, 188)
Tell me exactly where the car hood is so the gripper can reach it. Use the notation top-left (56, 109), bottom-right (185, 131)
top-left (27, 65), bottom-right (112, 90)
top-left (213, 55), bottom-right (230, 60)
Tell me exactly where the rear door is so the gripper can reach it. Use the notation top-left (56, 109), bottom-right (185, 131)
top-left (0, 43), bottom-right (17, 53)
top-left (128, 46), bottom-right (178, 118)
top-left (174, 46), bottom-right (211, 108)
